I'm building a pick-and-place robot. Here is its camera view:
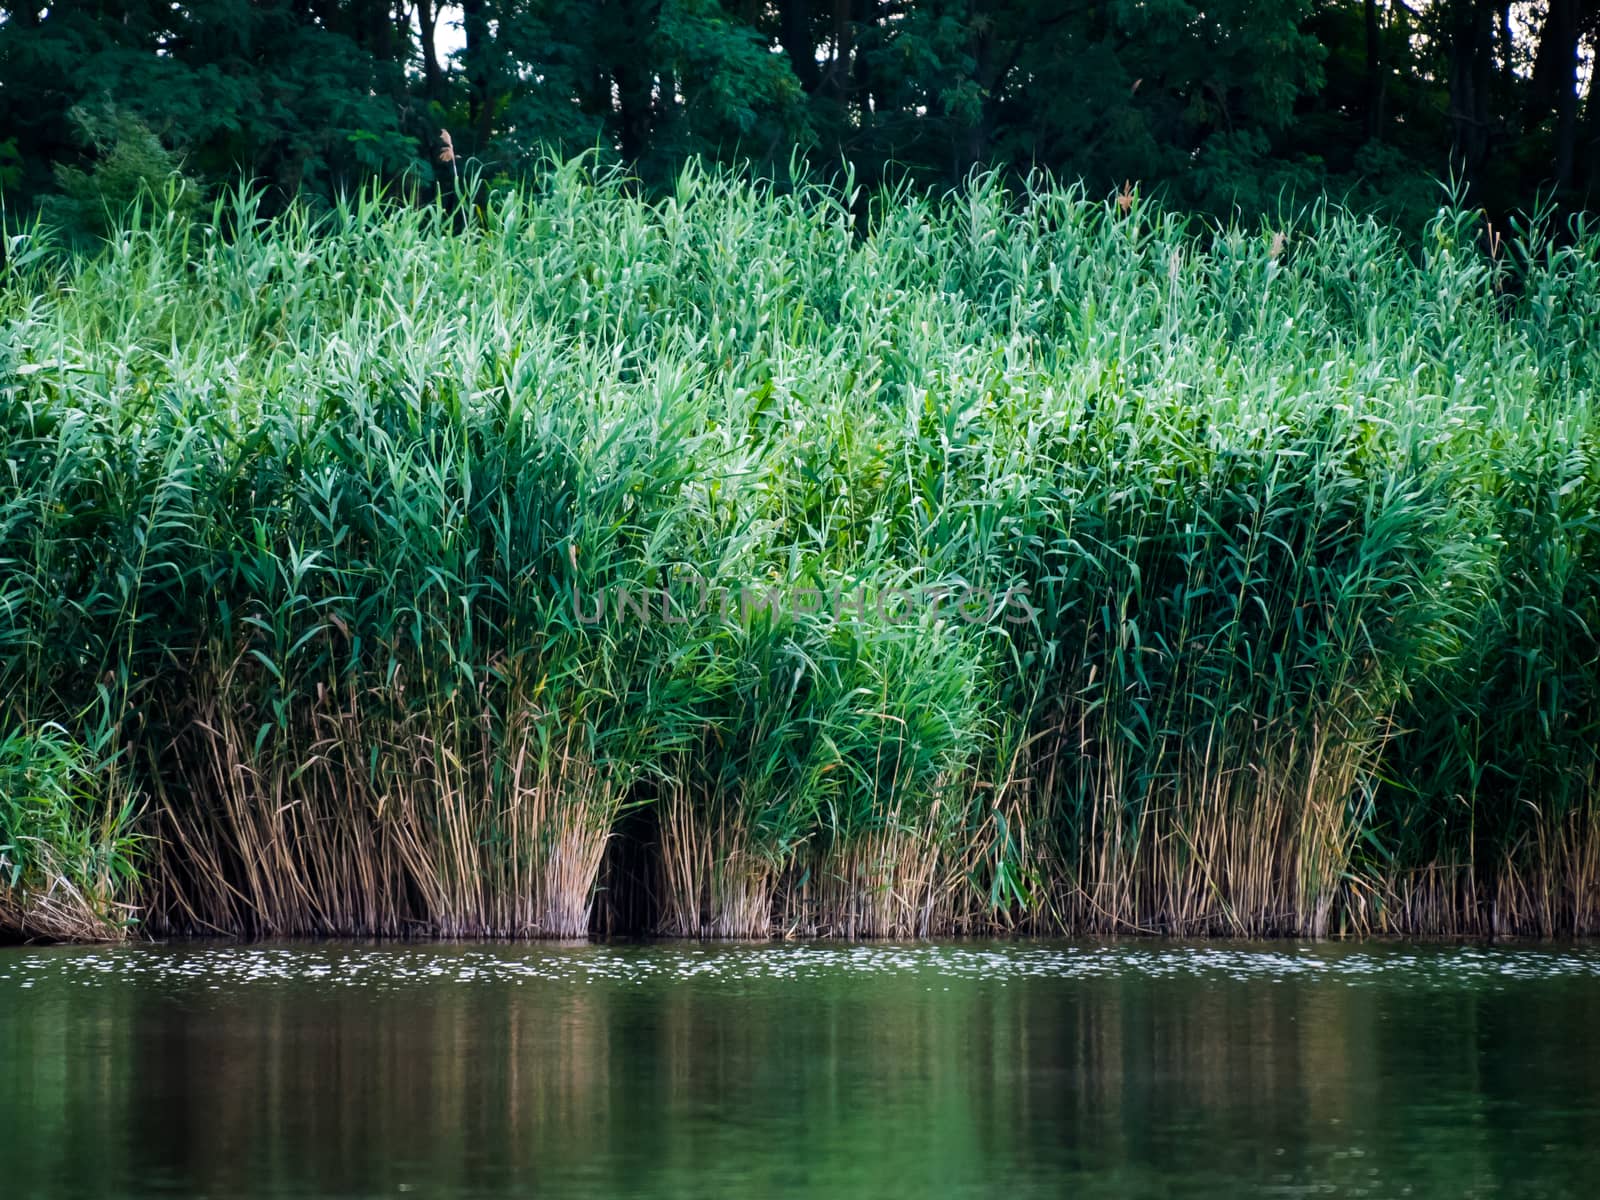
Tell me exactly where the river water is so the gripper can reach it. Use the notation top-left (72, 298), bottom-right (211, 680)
top-left (3, 941), bottom-right (1598, 1198)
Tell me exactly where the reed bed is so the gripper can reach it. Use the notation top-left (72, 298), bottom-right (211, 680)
top-left (2, 161), bottom-right (1597, 939)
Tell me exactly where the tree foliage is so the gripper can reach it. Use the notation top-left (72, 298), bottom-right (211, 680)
top-left (0, 2), bottom-right (1595, 227)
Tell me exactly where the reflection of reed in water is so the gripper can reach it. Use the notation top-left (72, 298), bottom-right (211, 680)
top-left (6, 950), bottom-right (1600, 1197)
top-left (89, 959), bottom-right (616, 1193)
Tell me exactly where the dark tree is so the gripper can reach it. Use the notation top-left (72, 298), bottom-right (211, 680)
top-left (0, 1), bottom-right (1593, 223)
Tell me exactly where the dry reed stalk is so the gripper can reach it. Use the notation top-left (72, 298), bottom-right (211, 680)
top-left (813, 826), bottom-right (943, 937)
top-left (1359, 763), bottom-right (1598, 938)
top-left (657, 774), bottom-right (711, 935)
top-left (807, 771), bottom-right (968, 938)
top-left (0, 866), bottom-right (133, 941)
top-left (150, 652), bottom-right (623, 937)
top-left (1046, 702), bottom-right (1388, 936)
top-left (656, 765), bottom-right (777, 938)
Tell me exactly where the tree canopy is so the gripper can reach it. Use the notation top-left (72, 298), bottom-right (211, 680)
top-left (1, 2), bottom-right (1595, 223)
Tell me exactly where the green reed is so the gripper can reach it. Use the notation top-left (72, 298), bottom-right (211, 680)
top-left (2, 161), bottom-right (1596, 938)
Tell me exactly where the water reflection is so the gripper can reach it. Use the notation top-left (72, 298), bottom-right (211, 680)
top-left (3, 942), bottom-right (1598, 1198)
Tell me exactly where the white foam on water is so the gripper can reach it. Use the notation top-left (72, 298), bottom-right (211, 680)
top-left (3, 940), bottom-right (1599, 993)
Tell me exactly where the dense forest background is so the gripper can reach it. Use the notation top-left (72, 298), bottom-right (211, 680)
top-left (0, 2), bottom-right (1597, 230)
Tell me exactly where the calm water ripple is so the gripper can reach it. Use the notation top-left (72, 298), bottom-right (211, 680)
top-left (4, 940), bottom-right (1598, 1199)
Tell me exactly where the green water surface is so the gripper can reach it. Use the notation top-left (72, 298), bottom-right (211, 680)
top-left (2, 941), bottom-right (1597, 1198)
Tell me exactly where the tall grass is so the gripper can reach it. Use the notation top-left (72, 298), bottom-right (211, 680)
top-left (0, 724), bottom-right (140, 939)
top-left (2, 161), bottom-right (1596, 939)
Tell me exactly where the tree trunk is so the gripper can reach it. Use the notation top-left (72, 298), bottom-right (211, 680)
top-left (778, 0), bottom-right (822, 92)
top-left (1497, 2), bottom-right (1515, 98)
top-left (415, 0), bottom-right (445, 101)
top-left (1529, 0), bottom-right (1583, 187)
top-left (1364, 0), bottom-right (1387, 140)
top-left (1583, 3), bottom-right (1600, 195)
top-left (851, 0), bottom-right (878, 113)
top-left (820, 0), bottom-right (853, 101)
top-left (462, 0), bottom-right (497, 148)
top-left (1448, 0), bottom-right (1494, 187)
top-left (608, 0), bottom-right (661, 165)
top-left (353, 0), bottom-right (395, 60)
top-left (1582, 84), bottom-right (1600, 196)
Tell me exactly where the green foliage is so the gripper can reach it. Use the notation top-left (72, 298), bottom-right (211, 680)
top-left (0, 138), bottom-right (22, 195)
top-left (0, 1), bottom-right (429, 209)
top-left (1, 161), bottom-right (1596, 938)
top-left (44, 103), bottom-right (202, 242)
top-left (0, 724), bottom-right (140, 941)
top-left (0, 2), bottom-right (1591, 218)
